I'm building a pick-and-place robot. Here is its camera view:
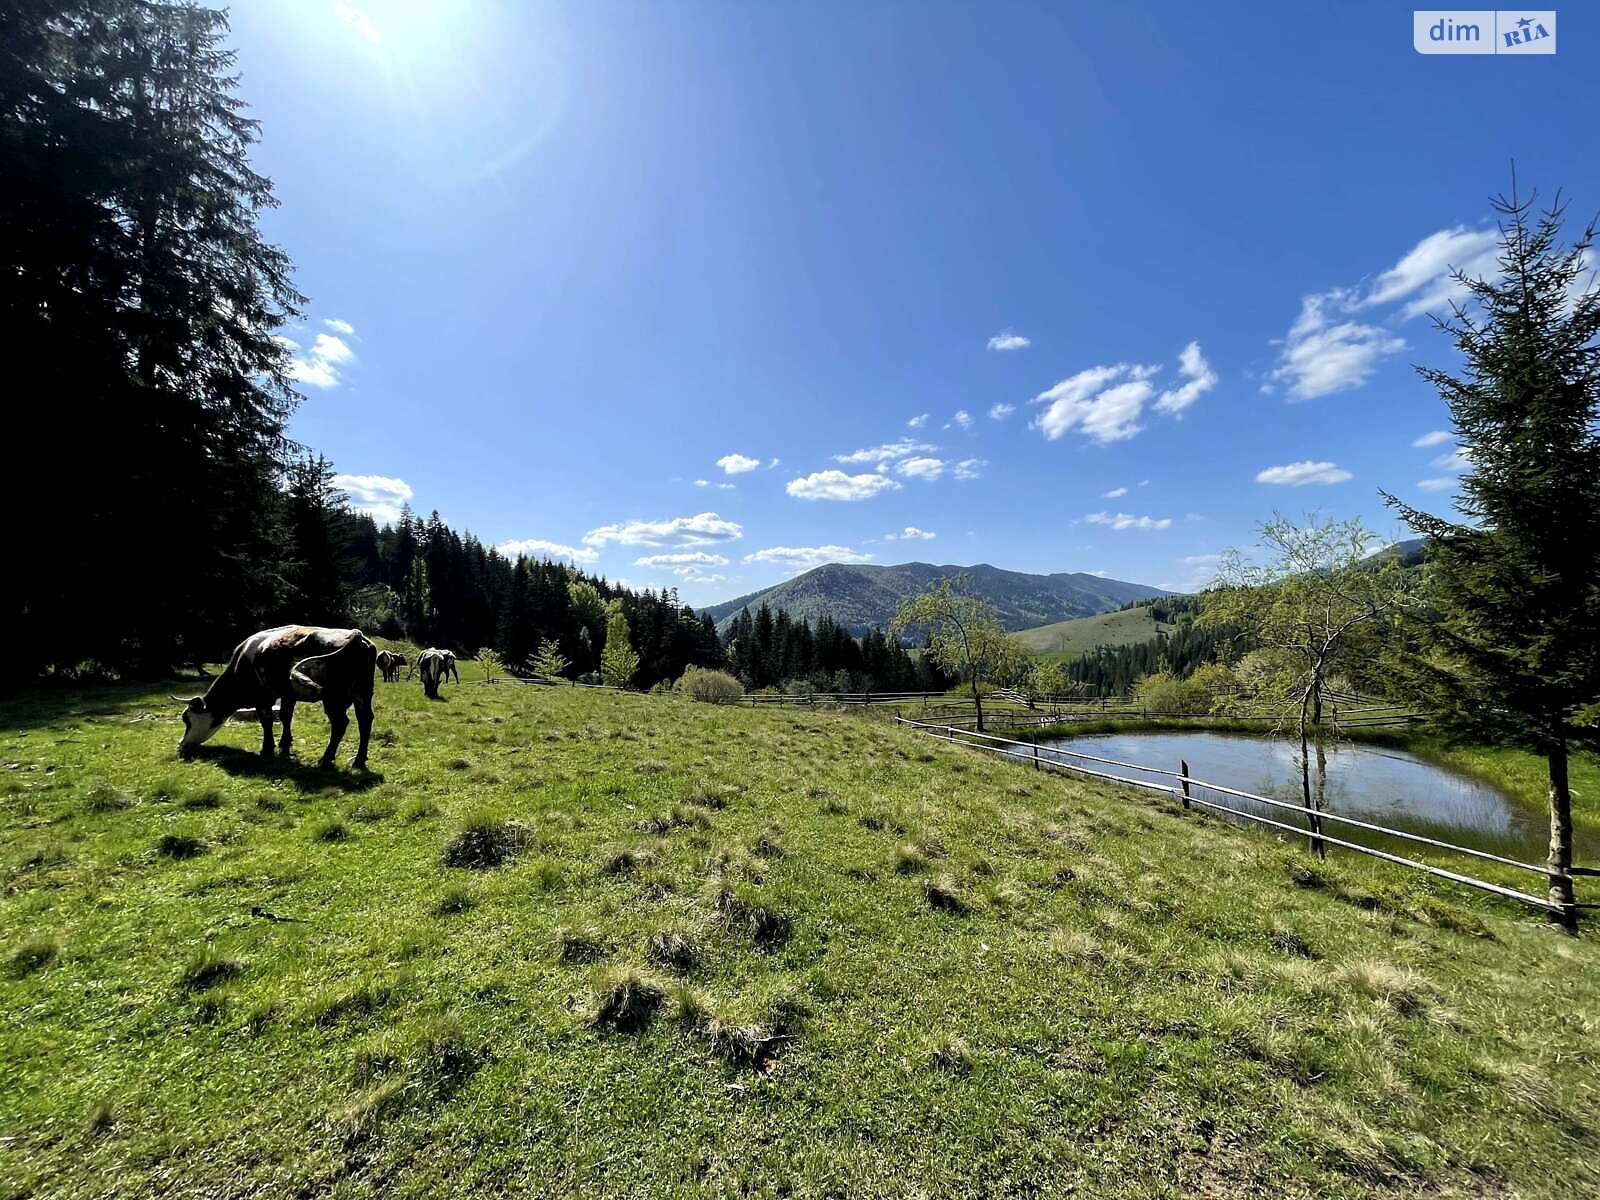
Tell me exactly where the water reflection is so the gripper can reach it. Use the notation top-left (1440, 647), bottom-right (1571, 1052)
top-left (1020, 730), bottom-right (1582, 865)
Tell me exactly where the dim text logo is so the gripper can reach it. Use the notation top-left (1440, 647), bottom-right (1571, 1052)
top-left (1414, 10), bottom-right (1556, 54)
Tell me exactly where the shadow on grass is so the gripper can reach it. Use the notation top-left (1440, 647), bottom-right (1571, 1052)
top-left (197, 745), bottom-right (384, 793)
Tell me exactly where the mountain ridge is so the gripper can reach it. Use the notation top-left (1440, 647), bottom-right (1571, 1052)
top-left (701, 561), bottom-right (1170, 636)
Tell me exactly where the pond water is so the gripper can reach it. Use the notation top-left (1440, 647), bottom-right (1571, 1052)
top-left (1019, 730), bottom-right (1586, 867)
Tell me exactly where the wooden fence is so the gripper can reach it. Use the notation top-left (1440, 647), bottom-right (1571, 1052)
top-left (894, 716), bottom-right (1580, 921)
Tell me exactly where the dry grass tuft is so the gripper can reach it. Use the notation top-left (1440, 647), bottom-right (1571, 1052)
top-left (930, 1034), bottom-right (974, 1075)
top-left (433, 884), bottom-right (475, 916)
top-left (442, 814), bottom-right (528, 868)
top-left (712, 883), bottom-right (794, 949)
top-left (558, 924), bottom-right (609, 963)
top-left (83, 786), bottom-right (134, 814)
top-left (924, 873), bottom-right (971, 915)
top-left (179, 949), bottom-right (245, 991)
top-left (894, 843), bottom-right (930, 874)
top-left (646, 928), bottom-right (701, 973)
top-left (1269, 924), bottom-right (1318, 959)
top-left (590, 968), bottom-right (665, 1033)
top-left (9, 936), bottom-right (59, 978)
top-left (1340, 960), bottom-right (1435, 1017)
top-left (85, 1102), bottom-right (115, 1136)
top-left (603, 845), bottom-right (659, 875)
top-left (155, 833), bottom-right (206, 859)
top-left (312, 818), bottom-right (350, 843)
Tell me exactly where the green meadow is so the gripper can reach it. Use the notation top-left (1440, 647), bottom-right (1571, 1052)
top-left (4, 678), bottom-right (1599, 1198)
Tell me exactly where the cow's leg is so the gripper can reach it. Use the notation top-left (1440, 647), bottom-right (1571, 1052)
top-left (256, 706), bottom-right (274, 758)
top-left (352, 695), bottom-right (373, 769)
top-left (278, 697), bottom-right (296, 755)
top-left (320, 700), bottom-right (349, 769)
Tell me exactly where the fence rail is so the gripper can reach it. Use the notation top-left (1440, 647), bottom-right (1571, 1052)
top-left (894, 716), bottom-right (1573, 919)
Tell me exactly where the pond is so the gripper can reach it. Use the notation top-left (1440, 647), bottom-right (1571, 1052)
top-left (1018, 729), bottom-right (1589, 868)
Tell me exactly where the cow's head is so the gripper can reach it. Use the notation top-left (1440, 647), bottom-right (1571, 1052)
top-left (174, 695), bottom-right (223, 757)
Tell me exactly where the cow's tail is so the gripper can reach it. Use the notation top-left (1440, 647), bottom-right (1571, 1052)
top-left (289, 632), bottom-right (378, 700)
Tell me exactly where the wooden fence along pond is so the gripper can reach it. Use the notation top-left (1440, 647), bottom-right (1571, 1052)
top-left (893, 716), bottom-right (1583, 923)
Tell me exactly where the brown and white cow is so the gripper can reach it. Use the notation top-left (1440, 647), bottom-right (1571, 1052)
top-left (175, 626), bottom-right (377, 768)
top-left (376, 649), bottom-right (406, 682)
top-left (416, 647), bottom-right (460, 699)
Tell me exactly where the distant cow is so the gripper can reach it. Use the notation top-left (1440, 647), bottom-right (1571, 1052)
top-left (416, 647), bottom-right (460, 699)
top-left (174, 626), bottom-right (377, 768)
top-left (376, 649), bottom-right (406, 682)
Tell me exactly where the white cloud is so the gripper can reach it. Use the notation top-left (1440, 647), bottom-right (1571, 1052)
top-left (1032, 363), bottom-right (1159, 444)
top-left (1085, 511), bottom-right (1172, 531)
top-left (496, 537), bottom-right (599, 564)
top-left (743, 545), bottom-right (874, 569)
top-left (834, 438), bottom-right (936, 466)
top-left (954, 458), bottom-right (986, 481)
top-left (693, 479), bottom-right (710, 487)
top-left (907, 413), bottom-right (930, 429)
top-left (635, 551), bottom-right (730, 578)
top-left (786, 470), bottom-right (901, 501)
top-left (1365, 226), bottom-right (1499, 320)
top-left (1412, 430), bottom-right (1453, 448)
top-left (896, 456), bottom-right (945, 481)
top-left (635, 551), bottom-right (729, 568)
top-left (1181, 553), bottom-right (1223, 565)
top-left (717, 453), bottom-right (761, 475)
top-left (767, 457), bottom-right (781, 469)
top-left (1102, 486), bottom-right (1128, 499)
top-left (949, 409), bottom-right (973, 430)
top-left (334, 0), bottom-right (380, 42)
top-left (1417, 477), bottom-right (1456, 492)
top-left (288, 330), bottom-right (357, 390)
top-left (274, 335), bottom-right (301, 352)
top-left (1431, 447), bottom-right (1472, 472)
top-left (583, 512), bottom-right (743, 548)
top-left (987, 331), bottom-right (1031, 351)
top-left (1154, 340), bottom-right (1217, 416)
top-left (1269, 226), bottom-right (1501, 401)
top-left (1254, 460), bottom-right (1353, 486)
top-left (886, 527), bottom-right (936, 541)
top-left (1269, 292), bottom-right (1406, 401)
top-left (333, 473), bottom-right (411, 525)
top-left (988, 402), bottom-right (1016, 420)
top-left (323, 317), bottom-right (356, 336)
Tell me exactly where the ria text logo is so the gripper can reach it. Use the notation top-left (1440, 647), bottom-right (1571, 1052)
top-left (1414, 11), bottom-right (1556, 54)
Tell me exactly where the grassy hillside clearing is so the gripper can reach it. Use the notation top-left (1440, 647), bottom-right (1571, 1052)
top-left (1012, 606), bottom-right (1174, 658)
top-left (4, 680), bottom-right (1600, 1198)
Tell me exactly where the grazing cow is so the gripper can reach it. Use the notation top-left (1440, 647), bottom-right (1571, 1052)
top-left (416, 647), bottom-right (460, 699)
top-left (376, 649), bottom-right (406, 682)
top-left (174, 626), bottom-right (377, 768)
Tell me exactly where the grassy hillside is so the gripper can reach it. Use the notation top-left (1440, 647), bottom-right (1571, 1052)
top-left (703, 562), bottom-right (1167, 636)
top-left (1012, 605), bottom-right (1176, 657)
top-left (4, 681), bottom-right (1599, 1198)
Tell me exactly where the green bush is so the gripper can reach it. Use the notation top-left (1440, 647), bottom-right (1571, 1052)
top-left (679, 666), bottom-right (743, 705)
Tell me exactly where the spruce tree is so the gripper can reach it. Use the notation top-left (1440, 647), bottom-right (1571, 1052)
top-left (3, 0), bottom-right (302, 673)
top-left (1384, 185), bottom-right (1600, 928)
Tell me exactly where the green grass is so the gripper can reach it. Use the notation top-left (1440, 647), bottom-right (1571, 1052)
top-left (3, 678), bottom-right (1600, 1197)
top-left (1012, 606), bottom-right (1175, 657)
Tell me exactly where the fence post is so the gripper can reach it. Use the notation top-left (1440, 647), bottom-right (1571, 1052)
top-left (1034, 740), bottom-right (1041, 771)
top-left (1180, 759), bottom-right (1190, 811)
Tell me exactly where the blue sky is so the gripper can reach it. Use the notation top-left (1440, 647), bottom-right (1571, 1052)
top-left (231, 1), bottom-right (1597, 602)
